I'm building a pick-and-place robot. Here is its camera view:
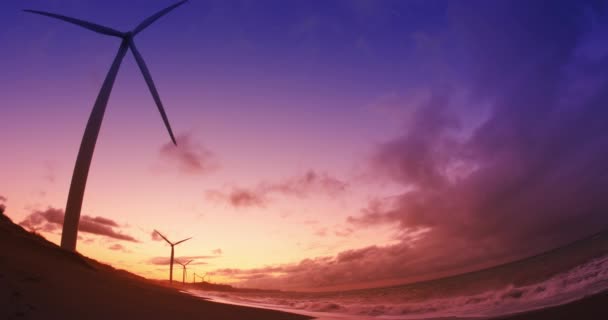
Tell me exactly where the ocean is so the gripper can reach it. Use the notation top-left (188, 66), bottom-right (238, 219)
top-left (188, 231), bottom-right (608, 319)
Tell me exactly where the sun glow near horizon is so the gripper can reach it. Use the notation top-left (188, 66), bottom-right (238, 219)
top-left (3, 0), bottom-right (608, 292)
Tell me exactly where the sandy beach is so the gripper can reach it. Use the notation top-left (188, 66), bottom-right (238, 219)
top-left (0, 212), bottom-right (311, 320)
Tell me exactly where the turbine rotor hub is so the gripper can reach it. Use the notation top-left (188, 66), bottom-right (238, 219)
top-left (123, 31), bottom-right (134, 40)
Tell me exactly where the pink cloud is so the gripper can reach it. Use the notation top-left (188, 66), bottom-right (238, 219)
top-left (19, 207), bottom-right (138, 242)
top-left (229, 188), bottom-right (267, 208)
top-left (160, 132), bottom-right (219, 174)
top-left (264, 170), bottom-right (348, 197)
top-left (151, 231), bottom-right (163, 241)
top-left (0, 195), bottom-right (7, 215)
top-left (334, 227), bottom-right (354, 237)
top-left (206, 170), bottom-right (348, 208)
top-left (108, 243), bottom-right (126, 252)
top-left (314, 228), bottom-right (328, 237)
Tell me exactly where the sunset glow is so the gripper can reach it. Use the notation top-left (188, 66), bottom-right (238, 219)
top-left (2, 0), bottom-right (608, 295)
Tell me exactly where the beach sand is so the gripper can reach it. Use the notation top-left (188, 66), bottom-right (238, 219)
top-left (0, 212), bottom-right (311, 320)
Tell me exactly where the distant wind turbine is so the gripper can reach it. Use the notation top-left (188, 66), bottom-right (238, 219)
top-left (196, 272), bottom-right (205, 283)
top-left (25, 1), bottom-right (188, 252)
top-left (154, 230), bottom-right (191, 284)
top-left (176, 259), bottom-right (193, 285)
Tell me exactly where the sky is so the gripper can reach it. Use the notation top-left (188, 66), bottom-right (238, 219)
top-left (2, 0), bottom-right (608, 291)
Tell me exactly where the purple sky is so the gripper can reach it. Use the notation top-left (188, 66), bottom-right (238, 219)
top-left (2, 0), bottom-right (608, 290)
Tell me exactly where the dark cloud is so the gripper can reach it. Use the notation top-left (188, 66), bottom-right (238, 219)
top-left (89, 216), bottom-right (119, 227)
top-left (159, 132), bottom-right (219, 174)
top-left (343, 0), bottom-right (608, 285)
top-left (206, 170), bottom-right (348, 208)
top-left (0, 195), bottom-right (7, 202)
top-left (147, 255), bottom-right (217, 265)
top-left (19, 207), bottom-right (138, 242)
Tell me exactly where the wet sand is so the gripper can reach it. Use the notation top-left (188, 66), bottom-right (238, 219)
top-left (493, 290), bottom-right (608, 320)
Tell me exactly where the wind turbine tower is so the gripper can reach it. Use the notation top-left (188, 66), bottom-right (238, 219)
top-left (25, 1), bottom-right (188, 251)
top-left (176, 259), bottom-right (193, 285)
top-left (154, 230), bottom-right (191, 284)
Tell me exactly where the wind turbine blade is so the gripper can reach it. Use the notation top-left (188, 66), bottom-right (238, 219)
top-left (153, 229), bottom-right (172, 244)
top-left (128, 39), bottom-right (178, 145)
top-left (184, 260), bottom-right (193, 266)
top-left (132, 0), bottom-right (188, 35)
top-left (23, 9), bottom-right (124, 38)
top-left (173, 237), bottom-right (192, 246)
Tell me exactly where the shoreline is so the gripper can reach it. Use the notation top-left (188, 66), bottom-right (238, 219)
top-left (187, 287), bottom-right (608, 320)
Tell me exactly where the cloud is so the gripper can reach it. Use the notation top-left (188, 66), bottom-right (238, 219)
top-left (108, 243), bottom-right (129, 252)
top-left (159, 132), bottom-right (219, 174)
top-left (43, 162), bottom-right (57, 183)
top-left (334, 227), bottom-right (354, 237)
top-left (0, 195), bottom-right (6, 214)
top-left (147, 255), bottom-right (217, 265)
top-left (212, 248), bottom-right (223, 255)
top-left (206, 170), bottom-right (348, 208)
top-left (339, 0), bottom-right (608, 286)
top-left (205, 187), bottom-right (268, 208)
top-left (151, 231), bottom-right (163, 241)
top-left (19, 207), bottom-right (138, 242)
top-left (314, 228), bottom-right (328, 237)
top-left (211, 1), bottom-right (608, 290)
top-left (264, 170), bottom-right (348, 197)
top-left (228, 188), bottom-right (267, 208)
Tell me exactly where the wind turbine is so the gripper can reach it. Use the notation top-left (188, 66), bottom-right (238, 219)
top-left (154, 230), bottom-right (191, 285)
top-left (176, 259), bottom-right (193, 285)
top-left (25, 1), bottom-right (188, 252)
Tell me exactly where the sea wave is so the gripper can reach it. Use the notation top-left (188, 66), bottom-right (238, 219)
top-left (190, 254), bottom-right (608, 319)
